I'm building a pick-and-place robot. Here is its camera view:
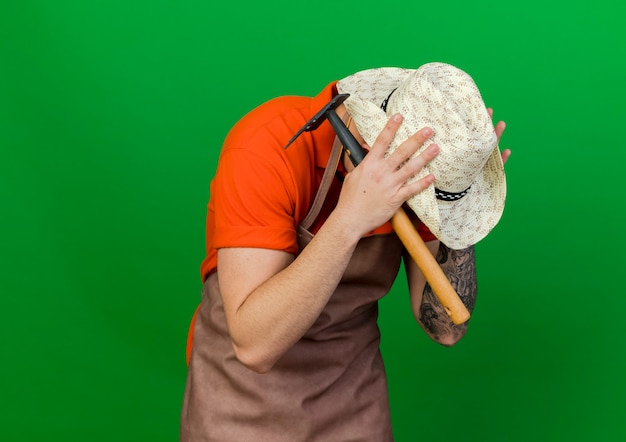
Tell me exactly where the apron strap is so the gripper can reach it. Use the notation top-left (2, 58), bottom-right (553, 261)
top-left (300, 113), bottom-right (351, 231)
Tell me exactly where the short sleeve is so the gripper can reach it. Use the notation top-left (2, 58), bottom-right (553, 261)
top-left (212, 145), bottom-right (299, 254)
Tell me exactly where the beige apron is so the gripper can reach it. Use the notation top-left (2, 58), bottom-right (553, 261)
top-left (181, 137), bottom-right (404, 441)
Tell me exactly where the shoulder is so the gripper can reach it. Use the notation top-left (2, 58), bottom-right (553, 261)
top-left (224, 95), bottom-right (312, 154)
top-left (222, 81), bottom-right (338, 160)
top-left (215, 96), bottom-right (312, 203)
top-left (214, 83), bottom-right (338, 220)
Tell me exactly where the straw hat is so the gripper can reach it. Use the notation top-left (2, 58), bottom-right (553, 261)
top-left (336, 62), bottom-right (506, 248)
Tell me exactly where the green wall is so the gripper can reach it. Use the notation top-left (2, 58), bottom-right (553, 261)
top-left (1, 1), bottom-right (624, 440)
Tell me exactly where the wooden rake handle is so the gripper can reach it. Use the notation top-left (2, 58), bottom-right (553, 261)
top-left (390, 207), bottom-right (470, 325)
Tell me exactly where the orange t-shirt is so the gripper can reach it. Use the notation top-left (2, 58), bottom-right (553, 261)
top-left (199, 82), bottom-right (435, 282)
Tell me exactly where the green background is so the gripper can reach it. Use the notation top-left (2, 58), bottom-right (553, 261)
top-left (1, 0), bottom-right (624, 440)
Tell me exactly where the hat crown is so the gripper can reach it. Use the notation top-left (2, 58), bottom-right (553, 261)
top-left (386, 63), bottom-right (497, 194)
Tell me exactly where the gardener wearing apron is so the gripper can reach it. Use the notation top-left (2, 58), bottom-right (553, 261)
top-left (181, 63), bottom-right (509, 441)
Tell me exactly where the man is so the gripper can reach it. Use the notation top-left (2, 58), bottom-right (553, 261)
top-left (181, 63), bottom-right (509, 441)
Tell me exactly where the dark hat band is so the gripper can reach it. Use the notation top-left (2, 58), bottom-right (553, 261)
top-left (435, 186), bottom-right (471, 201)
top-left (380, 88), bottom-right (398, 112)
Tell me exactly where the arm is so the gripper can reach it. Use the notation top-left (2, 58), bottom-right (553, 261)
top-left (405, 241), bottom-right (476, 346)
top-left (219, 114), bottom-right (439, 373)
top-left (406, 109), bottom-right (509, 345)
top-left (218, 215), bottom-right (362, 373)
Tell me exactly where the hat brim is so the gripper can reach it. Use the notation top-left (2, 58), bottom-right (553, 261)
top-left (407, 146), bottom-right (505, 248)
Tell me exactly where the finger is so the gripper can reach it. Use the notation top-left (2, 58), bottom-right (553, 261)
top-left (397, 173), bottom-right (436, 202)
top-left (369, 113), bottom-right (404, 158)
top-left (494, 121), bottom-right (506, 142)
top-left (501, 148), bottom-right (511, 165)
top-left (487, 107), bottom-right (494, 119)
top-left (387, 127), bottom-right (433, 170)
top-left (396, 143), bottom-right (439, 183)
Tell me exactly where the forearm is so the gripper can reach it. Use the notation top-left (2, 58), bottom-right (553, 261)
top-left (407, 242), bottom-right (477, 346)
top-left (219, 211), bottom-right (361, 373)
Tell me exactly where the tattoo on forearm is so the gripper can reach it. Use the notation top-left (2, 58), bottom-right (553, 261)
top-left (420, 244), bottom-right (477, 342)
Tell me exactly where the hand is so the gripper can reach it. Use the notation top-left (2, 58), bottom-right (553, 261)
top-left (487, 108), bottom-right (510, 165)
top-left (334, 113), bottom-right (439, 237)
